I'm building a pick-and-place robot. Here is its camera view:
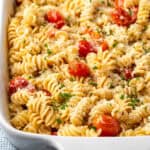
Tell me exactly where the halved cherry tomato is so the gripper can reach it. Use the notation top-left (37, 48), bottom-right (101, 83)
top-left (79, 40), bottom-right (97, 57)
top-left (9, 77), bottom-right (28, 95)
top-left (69, 60), bottom-right (90, 77)
top-left (124, 68), bottom-right (133, 80)
top-left (42, 89), bottom-right (51, 96)
top-left (111, 8), bottom-right (133, 26)
top-left (101, 41), bottom-right (109, 51)
top-left (46, 10), bottom-right (65, 29)
top-left (115, 0), bottom-right (124, 8)
top-left (93, 115), bottom-right (120, 136)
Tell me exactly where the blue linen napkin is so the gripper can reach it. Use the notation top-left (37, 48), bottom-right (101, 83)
top-left (0, 128), bottom-right (17, 150)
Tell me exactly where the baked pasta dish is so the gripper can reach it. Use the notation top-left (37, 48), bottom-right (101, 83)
top-left (8, 0), bottom-right (150, 136)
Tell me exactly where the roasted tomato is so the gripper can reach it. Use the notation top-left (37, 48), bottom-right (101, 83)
top-left (46, 10), bottom-right (65, 29)
top-left (111, 8), bottom-right (133, 26)
top-left (9, 77), bottom-right (28, 95)
top-left (93, 115), bottom-right (120, 136)
top-left (112, 0), bottom-right (138, 26)
top-left (101, 41), bottom-right (109, 51)
top-left (69, 60), bottom-right (90, 77)
top-left (79, 40), bottom-right (97, 57)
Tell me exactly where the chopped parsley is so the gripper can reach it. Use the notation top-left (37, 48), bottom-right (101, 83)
top-left (128, 9), bottom-right (132, 16)
top-left (47, 49), bottom-right (52, 55)
top-left (56, 118), bottom-right (62, 124)
top-left (112, 41), bottom-right (118, 48)
top-left (109, 83), bottom-right (114, 89)
top-left (59, 92), bottom-right (73, 101)
top-left (59, 83), bottom-right (65, 89)
top-left (120, 94), bottom-right (125, 100)
top-left (45, 43), bottom-right (52, 55)
top-left (128, 98), bottom-right (140, 109)
top-left (89, 81), bottom-right (97, 87)
top-left (28, 75), bottom-right (32, 79)
top-left (60, 103), bottom-right (68, 110)
top-left (96, 28), bottom-right (101, 34)
top-left (93, 66), bottom-right (98, 70)
top-left (70, 77), bottom-right (75, 81)
top-left (89, 126), bottom-right (97, 131)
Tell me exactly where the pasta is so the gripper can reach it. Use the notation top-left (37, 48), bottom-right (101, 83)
top-left (8, 0), bottom-right (150, 137)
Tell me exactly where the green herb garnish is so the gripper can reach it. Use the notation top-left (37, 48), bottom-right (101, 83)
top-left (89, 81), bottom-right (97, 87)
top-left (109, 83), bottom-right (114, 89)
top-left (120, 94), bottom-right (125, 100)
top-left (93, 66), bottom-right (98, 70)
top-left (60, 103), bottom-right (68, 110)
top-left (47, 49), bottom-right (52, 55)
top-left (112, 41), bottom-right (118, 48)
top-left (56, 118), bottom-right (62, 124)
top-left (60, 83), bottom-right (65, 89)
top-left (59, 92), bottom-right (73, 101)
top-left (89, 126), bottom-right (97, 131)
top-left (70, 77), bottom-right (75, 81)
top-left (28, 75), bottom-right (32, 79)
top-left (128, 98), bottom-right (140, 109)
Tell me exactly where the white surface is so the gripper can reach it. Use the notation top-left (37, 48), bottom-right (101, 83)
top-left (0, 0), bottom-right (150, 150)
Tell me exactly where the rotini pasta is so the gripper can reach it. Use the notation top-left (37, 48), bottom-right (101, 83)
top-left (8, 0), bottom-right (150, 137)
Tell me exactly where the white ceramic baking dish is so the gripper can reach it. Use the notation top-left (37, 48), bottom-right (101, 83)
top-left (0, 0), bottom-right (150, 150)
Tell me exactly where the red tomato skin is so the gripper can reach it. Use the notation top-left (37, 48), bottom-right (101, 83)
top-left (79, 40), bottom-right (97, 57)
top-left (46, 10), bottom-right (65, 29)
top-left (101, 41), bottom-right (109, 51)
top-left (69, 61), bottom-right (90, 77)
top-left (124, 69), bottom-right (133, 80)
top-left (9, 77), bottom-right (28, 95)
top-left (42, 89), bottom-right (51, 96)
top-left (93, 115), bottom-right (120, 136)
top-left (111, 8), bottom-right (132, 26)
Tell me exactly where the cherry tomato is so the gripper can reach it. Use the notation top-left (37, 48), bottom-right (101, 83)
top-left (42, 89), bottom-right (51, 96)
top-left (115, 0), bottom-right (124, 8)
top-left (46, 10), bottom-right (65, 29)
top-left (101, 41), bottom-right (109, 51)
top-left (111, 6), bottom-right (138, 26)
top-left (124, 68), bottom-right (133, 80)
top-left (9, 77), bottom-right (28, 95)
top-left (79, 40), bottom-right (97, 57)
top-left (69, 60), bottom-right (90, 77)
top-left (93, 115), bottom-right (120, 136)
top-left (111, 8), bottom-right (132, 26)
